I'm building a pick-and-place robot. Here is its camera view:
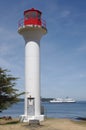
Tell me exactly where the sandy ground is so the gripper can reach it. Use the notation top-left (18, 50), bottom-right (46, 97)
top-left (0, 118), bottom-right (86, 130)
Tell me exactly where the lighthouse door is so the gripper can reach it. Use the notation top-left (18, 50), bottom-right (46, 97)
top-left (27, 97), bottom-right (35, 116)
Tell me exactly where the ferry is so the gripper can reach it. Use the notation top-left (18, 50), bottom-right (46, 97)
top-left (50, 97), bottom-right (76, 103)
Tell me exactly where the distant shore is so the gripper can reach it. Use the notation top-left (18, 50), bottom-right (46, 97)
top-left (0, 118), bottom-right (86, 130)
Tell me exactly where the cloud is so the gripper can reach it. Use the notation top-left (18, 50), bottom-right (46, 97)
top-left (77, 44), bottom-right (86, 52)
top-left (0, 57), bottom-right (10, 68)
top-left (60, 10), bottom-right (71, 18)
top-left (0, 43), bottom-right (9, 55)
top-left (0, 26), bottom-right (24, 80)
top-left (0, 27), bottom-right (17, 41)
top-left (79, 74), bottom-right (86, 78)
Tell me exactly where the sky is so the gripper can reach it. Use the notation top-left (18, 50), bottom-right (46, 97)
top-left (0, 0), bottom-right (86, 100)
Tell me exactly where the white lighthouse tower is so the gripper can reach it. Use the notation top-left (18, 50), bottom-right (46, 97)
top-left (18, 8), bottom-right (47, 122)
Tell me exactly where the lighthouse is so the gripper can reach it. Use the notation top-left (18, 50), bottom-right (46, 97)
top-left (18, 8), bottom-right (47, 122)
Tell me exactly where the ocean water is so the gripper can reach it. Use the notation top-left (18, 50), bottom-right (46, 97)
top-left (0, 101), bottom-right (86, 120)
top-left (43, 101), bottom-right (86, 119)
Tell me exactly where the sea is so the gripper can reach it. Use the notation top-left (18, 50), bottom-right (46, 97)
top-left (0, 101), bottom-right (86, 120)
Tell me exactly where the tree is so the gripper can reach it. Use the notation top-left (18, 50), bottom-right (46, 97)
top-left (0, 67), bottom-right (21, 112)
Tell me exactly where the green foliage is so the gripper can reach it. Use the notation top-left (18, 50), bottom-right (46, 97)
top-left (0, 67), bottom-right (20, 112)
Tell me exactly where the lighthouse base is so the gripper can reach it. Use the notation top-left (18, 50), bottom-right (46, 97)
top-left (19, 115), bottom-right (45, 122)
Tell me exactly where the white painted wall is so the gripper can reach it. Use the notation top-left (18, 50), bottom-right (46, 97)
top-left (18, 26), bottom-right (47, 121)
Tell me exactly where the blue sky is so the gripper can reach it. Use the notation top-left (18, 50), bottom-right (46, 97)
top-left (0, 0), bottom-right (86, 100)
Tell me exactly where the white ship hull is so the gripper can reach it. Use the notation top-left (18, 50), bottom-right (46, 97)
top-left (50, 98), bottom-right (76, 103)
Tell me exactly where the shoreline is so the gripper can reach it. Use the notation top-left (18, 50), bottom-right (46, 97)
top-left (0, 118), bottom-right (86, 130)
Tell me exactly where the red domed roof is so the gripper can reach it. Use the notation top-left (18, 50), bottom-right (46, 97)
top-left (24, 8), bottom-right (42, 15)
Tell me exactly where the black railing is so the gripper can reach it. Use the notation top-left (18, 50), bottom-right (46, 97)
top-left (18, 18), bottom-right (46, 29)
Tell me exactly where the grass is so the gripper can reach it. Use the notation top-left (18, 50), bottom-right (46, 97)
top-left (0, 118), bottom-right (19, 125)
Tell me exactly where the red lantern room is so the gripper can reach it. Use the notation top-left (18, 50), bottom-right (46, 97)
top-left (24, 8), bottom-right (42, 26)
top-left (18, 8), bottom-right (47, 33)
